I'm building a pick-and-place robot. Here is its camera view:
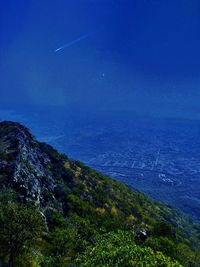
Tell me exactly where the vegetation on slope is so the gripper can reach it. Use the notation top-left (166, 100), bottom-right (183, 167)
top-left (0, 121), bottom-right (200, 266)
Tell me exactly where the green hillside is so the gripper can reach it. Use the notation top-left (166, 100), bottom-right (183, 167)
top-left (0, 121), bottom-right (199, 267)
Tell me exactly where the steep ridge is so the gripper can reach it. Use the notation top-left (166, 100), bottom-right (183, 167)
top-left (0, 121), bottom-right (199, 267)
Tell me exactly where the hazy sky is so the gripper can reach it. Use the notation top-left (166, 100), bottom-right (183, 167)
top-left (1, 0), bottom-right (200, 118)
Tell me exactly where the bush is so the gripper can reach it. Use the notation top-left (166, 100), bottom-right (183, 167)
top-left (75, 230), bottom-right (182, 267)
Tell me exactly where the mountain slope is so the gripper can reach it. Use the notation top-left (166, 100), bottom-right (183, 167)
top-left (0, 121), bottom-right (199, 267)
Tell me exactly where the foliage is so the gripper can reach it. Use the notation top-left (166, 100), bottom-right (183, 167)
top-left (42, 211), bottom-right (76, 267)
top-left (0, 199), bottom-right (45, 267)
top-left (75, 230), bottom-right (183, 267)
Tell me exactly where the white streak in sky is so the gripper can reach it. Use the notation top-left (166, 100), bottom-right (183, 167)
top-left (55, 32), bottom-right (93, 52)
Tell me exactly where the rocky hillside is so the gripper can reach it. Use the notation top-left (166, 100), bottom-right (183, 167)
top-left (0, 121), bottom-right (199, 267)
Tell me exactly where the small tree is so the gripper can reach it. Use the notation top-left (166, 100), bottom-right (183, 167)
top-left (0, 202), bottom-right (44, 267)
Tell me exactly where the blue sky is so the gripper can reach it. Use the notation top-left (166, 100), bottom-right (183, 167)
top-left (0, 0), bottom-right (200, 118)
